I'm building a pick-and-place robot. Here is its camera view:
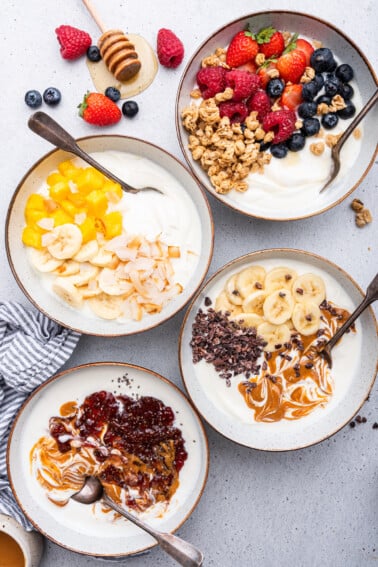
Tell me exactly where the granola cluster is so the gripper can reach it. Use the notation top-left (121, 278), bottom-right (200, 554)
top-left (181, 98), bottom-right (272, 194)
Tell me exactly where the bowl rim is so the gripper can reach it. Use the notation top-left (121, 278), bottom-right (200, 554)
top-left (175, 9), bottom-right (378, 222)
top-left (5, 134), bottom-right (215, 336)
top-left (178, 247), bottom-right (378, 451)
top-left (7, 361), bottom-right (210, 557)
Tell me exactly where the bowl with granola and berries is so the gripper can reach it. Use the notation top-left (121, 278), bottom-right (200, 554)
top-left (176, 11), bottom-right (377, 220)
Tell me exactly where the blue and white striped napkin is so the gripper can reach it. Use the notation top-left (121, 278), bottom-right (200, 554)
top-left (0, 302), bottom-right (80, 529)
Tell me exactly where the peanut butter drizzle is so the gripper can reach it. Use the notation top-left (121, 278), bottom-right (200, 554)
top-left (239, 303), bottom-right (352, 422)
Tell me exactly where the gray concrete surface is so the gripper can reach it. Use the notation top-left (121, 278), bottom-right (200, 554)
top-left (1, 1), bottom-right (377, 565)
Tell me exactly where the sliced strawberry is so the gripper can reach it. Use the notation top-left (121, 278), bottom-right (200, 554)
top-left (295, 38), bottom-right (314, 66)
top-left (257, 62), bottom-right (278, 89)
top-left (256, 27), bottom-right (285, 58)
top-left (276, 49), bottom-right (307, 83)
top-left (237, 60), bottom-right (258, 74)
top-left (226, 30), bottom-right (259, 68)
top-left (281, 84), bottom-right (303, 110)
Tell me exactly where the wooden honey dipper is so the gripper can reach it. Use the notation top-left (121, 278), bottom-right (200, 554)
top-left (82, 0), bottom-right (141, 82)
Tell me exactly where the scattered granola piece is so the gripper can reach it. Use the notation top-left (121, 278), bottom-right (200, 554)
top-left (310, 142), bottom-right (325, 156)
top-left (351, 198), bottom-right (364, 212)
top-left (355, 208), bottom-right (373, 227)
top-left (353, 128), bottom-right (362, 140)
top-left (190, 88), bottom-right (202, 99)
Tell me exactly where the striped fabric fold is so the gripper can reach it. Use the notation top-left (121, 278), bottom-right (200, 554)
top-left (0, 301), bottom-right (80, 530)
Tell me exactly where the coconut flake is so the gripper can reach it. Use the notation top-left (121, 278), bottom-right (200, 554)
top-left (75, 212), bottom-right (87, 225)
top-left (37, 217), bottom-right (54, 231)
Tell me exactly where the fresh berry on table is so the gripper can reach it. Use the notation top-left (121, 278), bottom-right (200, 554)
top-left (86, 45), bottom-right (101, 62)
top-left (122, 100), bottom-right (139, 118)
top-left (43, 87), bottom-right (62, 106)
top-left (25, 90), bottom-right (42, 108)
top-left (55, 25), bottom-right (92, 60)
top-left (78, 92), bottom-right (122, 126)
top-left (104, 86), bottom-right (121, 102)
top-left (157, 28), bottom-right (184, 68)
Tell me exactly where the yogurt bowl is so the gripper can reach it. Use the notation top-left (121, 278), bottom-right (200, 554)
top-left (176, 11), bottom-right (378, 220)
top-left (6, 136), bottom-right (214, 335)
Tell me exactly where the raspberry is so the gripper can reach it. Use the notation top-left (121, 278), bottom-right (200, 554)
top-left (219, 101), bottom-right (248, 124)
top-left (55, 25), bottom-right (92, 60)
top-left (157, 28), bottom-right (184, 68)
top-left (225, 70), bottom-right (261, 102)
top-left (247, 89), bottom-right (271, 121)
top-left (196, 67), bottom-right (226, 100)
top-left (262, 110), bottom-right (296, 144)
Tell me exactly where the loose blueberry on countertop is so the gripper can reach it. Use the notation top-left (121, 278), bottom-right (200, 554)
top-left (24, 89), bottom-right (42, 108)
top-left (301, 117), bottom-right (321, 137)
top-left (338, 83), bottom-right (354, 100)
top-left (43, 87), bottom-right (61, 106)
top-left (266, 78), bottom-right (285, 98)
top-left (287, 133), bottom-right (306, 152)
top-left (310, 48), bottom-right (336, 73)
top-left (298, 101), bottom-right (318, 119)
top-left (335, 63), bottom-right (354, 83)
top-left (87, 45), bottom-right (101, 62)
top-left (301, 81), bottom-right (319, 101)
top-left (321, 112), bottom-right (339, 129)
top-left (324, 75), bottom-right (341, 97)
top-left (270, 143), bottom-right (288, 159)
top-left (337, 100), bottom-right (356, 119)
top-left (122, 100), bottom-right (139, 117)
top-left (105, 86), bottom-right (121, 102)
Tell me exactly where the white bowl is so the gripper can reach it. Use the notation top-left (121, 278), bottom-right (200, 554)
top-left (176, 11), bottom-right (378, 220)
top-left (179, 248), bottom-right (378, 450)
top-left (6, 135), bottom-right (214, 335)
top-left (7, 362), bottom-right (209, 557)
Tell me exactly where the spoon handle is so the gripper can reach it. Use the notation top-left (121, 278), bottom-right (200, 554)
top-left (324, 271), bottom-right (378, 352)
top-left (28, 111), bottom-right (138, 193)
top-left (103, 493), bottom-right (203, 567)
top-left (335, 88), bottom-right (378, 154)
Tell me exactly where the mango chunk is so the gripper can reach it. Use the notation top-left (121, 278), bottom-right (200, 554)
top-left (102, 211), bottom-right (123, 239)
top-left (85, 189), bottom-right (108, 217)
top-left (75, 168), bottom-right (105, 195)
top-left (22, 226), bottom-right (42, 249)
top-left (79, 217), bottom-right (97, 243)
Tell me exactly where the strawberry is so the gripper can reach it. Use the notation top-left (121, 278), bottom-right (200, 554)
top-left (276, 49), bottom-right (307, 83)
top-left (256, 27), bottom-right (285, 58)
top-left (281, 84), bottom-right (303, 110)
top-left (237, 60), bottom-right (258, 74)
top-left (257, 62), bottom-right (278, 89)
top-left (78, 92), bottom-right (122, 126)
top-left (295, 38), bottom-right (314, 66)
top-left (55, 25), bottom-right (92, 60)
top-left (157, 28), bottom-right (184, 68)
top-left (226, 30), bottom-right (259, 68)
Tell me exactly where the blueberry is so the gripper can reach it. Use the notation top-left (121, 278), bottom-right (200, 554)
top-left (321, 112), bottom-right (339, 129)
top-left (104, 86), bottom-right (121, 102)
top-left (324, 75), bottom-right (340, 97)
top-left (310, 48), bottom-right (337, 73)
top-left (43, 87), bottom-right (61, 106)
top-left (301, 117), bottom-right (321, 137)
top-left (24, 90), bottom-right (42, 108)
top-left (335, 63), bottom-right (354, 83)
top-left (337, 100), bottom-right (356, 119)
top-left (270, 143), bottom-right (288, 159)
top-left (266, 78), bottom-right (285, 98)
top-left (287, 133), bottom-right (306, 152)
top-left (298, 101), bottom-right (318, 119)
top-left (313, 74), bottom-right (325, 91)
top-left (316, 94), bottom-right (332, 106)
top-left (259, 141), bottom-right (272, 152)
top-left (122, 100), bottom-right (139, 118)
top-left (338, 83), bottom-right (354, 100)
top-left (87, 45), bottom-right (101, 62)
top-left (302, 81), bottom-right (318, 101)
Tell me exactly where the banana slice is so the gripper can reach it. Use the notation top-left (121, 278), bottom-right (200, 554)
top-left (73, 240), bottom-right (99, 262)
top-left (225, 274), bottom-right (243, 305)
top-left (90, 247), bottom-right (118, 268)
top-left (70, 265), bottom-right (99, 286)
top-left (214, 290), bottom-right (242, 316)
top-left (264, 266), bottom-right (298, 293)
top-left (52, 277), bottom-right (83, 308)
top-left (98, 268), bottom-right (134, 296)
top-left (257, 322), bottom-right (291, 352)
top-left (242, 291), bottom-right (267, 316)
top-left (47, 223), bottom-right (83, 260)
top-left (292, 273), bottom-right (326, 305)
top-left (87, 293), bottom-right (124, 320)
top-left (231, 313), bottom-right (264, 329)
top-left (263, 288), bottom-right (294, 325)
top-left (54, 260), bottom-right (80, 277)
top-left (29, 248), bottom-right (64, 272)
top-left (292, 302), bottom-right (321, 336)
top-left (235, 265), bottom-right (266, 297)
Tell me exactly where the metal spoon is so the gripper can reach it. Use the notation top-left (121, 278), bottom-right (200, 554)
top-left (28, 111), bottom-right (162, 194)
top-left (71, 475), bottom-right (203, 567)
top-left (320, 88), bottom-right (378, 192)
top-left (319, 271), bottom-right (378, 367)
